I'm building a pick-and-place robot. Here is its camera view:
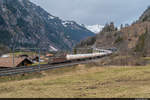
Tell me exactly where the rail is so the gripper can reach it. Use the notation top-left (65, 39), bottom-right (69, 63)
top-left (0, 52), bottom-right (112, 77)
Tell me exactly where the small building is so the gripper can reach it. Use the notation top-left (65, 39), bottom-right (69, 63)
top-left (0, 57), bottom-right (33, 68)
top-left (1, 54), bottom-right (10, 58)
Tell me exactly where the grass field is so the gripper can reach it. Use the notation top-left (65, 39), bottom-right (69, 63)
top-left (0, 64), bottom-right (150, 98)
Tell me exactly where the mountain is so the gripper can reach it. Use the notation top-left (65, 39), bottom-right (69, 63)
top-left (0, 0), bottom-right (95, 51)
top-left (76, 7), bottom-right (150, 57)
top-left (0, 44), bottom-right (9, 56)
top-left (84, 24), bottom-right (104, 34)
top-left (139, 6), bottom-right (150, 22)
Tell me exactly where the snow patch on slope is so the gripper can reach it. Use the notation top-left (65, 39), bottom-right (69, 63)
top-left (85, 24), bottom-right (104, 34)
top-left (49, 46), bottom-right (58, 51)
top-left (62, 20), bottom-right (75, 27)
top-left (48, 15), bottom-right (55, 20)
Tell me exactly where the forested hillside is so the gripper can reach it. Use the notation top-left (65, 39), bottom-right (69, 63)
top-left (76, 7), bottom-right (150, 57)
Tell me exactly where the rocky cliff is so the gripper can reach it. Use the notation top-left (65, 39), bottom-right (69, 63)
top-left (0, 0), bottom-right (94, 51)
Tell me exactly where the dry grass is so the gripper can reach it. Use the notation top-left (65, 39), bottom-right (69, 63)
top-left (143, 57), bottom-right (150, 60)
top-left (0, 64), bottom-right (150, 98)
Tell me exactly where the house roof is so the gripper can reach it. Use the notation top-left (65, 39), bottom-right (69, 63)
top-left (0, 57), bottom-right (32, 68)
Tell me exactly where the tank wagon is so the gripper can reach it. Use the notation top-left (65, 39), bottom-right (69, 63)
top-left (48, 51), bottom-right (112, 65)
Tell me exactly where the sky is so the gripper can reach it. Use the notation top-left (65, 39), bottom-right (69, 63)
top-left (30, 0), bottom-right (149, 26)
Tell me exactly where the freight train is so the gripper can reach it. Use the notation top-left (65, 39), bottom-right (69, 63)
top-left (48, 50), bottom-right (112, 65)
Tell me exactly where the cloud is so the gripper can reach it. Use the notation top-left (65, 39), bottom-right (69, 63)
top-left (30, 0), bottom-right (150, 26)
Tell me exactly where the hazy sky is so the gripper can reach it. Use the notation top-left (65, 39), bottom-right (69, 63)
top-left (30, 0), bottom-right (149, 26)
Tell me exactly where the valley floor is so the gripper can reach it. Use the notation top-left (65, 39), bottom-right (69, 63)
top-left (0, 64), bottom-right (150, 98)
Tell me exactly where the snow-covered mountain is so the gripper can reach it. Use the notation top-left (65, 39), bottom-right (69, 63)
top-left (85, 24), bottom-right (104, 34)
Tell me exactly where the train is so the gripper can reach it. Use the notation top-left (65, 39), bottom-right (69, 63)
top-left (48, 50), bottom-right (113, 65)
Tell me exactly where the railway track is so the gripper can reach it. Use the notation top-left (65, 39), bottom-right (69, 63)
top-left (0, 54), bottom-right (110, 77)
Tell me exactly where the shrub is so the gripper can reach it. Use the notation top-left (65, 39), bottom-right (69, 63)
top-left (134, 33), bottom-right (147, 52)
top-left (115, 36), bottom-right (123, 43)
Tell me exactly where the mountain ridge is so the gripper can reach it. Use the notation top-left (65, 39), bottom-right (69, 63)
top-left (0, 0), bottom-right (95, 51)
